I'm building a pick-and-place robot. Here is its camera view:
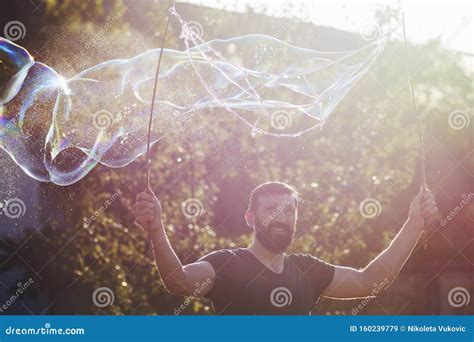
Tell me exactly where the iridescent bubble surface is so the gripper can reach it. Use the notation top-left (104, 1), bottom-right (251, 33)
top-left (0, 10), bottom-right (392, 185)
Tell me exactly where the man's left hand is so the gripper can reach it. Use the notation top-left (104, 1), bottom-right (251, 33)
top-left (409, 186), bottom-right (438, 228)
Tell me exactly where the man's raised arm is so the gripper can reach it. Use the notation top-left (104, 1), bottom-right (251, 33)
top-left (322, 187), bottom-right (438, 299)
top-left (133, 190), bottom-right (215, 297)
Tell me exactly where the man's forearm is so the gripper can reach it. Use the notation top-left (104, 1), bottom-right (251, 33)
top-left (362, 217), bottom-right (423, 284)
top-left (148, 220), bottom-right (188, 294)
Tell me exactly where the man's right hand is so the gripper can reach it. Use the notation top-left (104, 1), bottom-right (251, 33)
top-left (133, 189), bottom-right (216, 298)
top-left (133, 188), bottom-right (163, 231)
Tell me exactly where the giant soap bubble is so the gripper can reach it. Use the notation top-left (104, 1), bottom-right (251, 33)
top-left (0, 8), bottom-right (396, 185)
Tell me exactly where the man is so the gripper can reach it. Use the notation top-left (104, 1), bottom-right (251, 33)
top-left (133, 182), bottom-right (437, 315)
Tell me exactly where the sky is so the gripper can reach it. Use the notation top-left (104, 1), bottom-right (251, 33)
top-left (184, 0), bottom-right (473, 55)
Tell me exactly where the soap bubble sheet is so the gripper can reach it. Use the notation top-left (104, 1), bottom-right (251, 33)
top-left (0, 6), bottom-right (399, 185)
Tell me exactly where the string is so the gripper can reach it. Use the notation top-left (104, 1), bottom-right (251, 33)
top-left (144, 2), bottom-right (173, 255)
top-left (402, 12), bottom-right (428, 249)
top-left (146, 4), bottom-right (173, 190)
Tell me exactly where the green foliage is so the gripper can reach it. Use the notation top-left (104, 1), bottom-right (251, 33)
top-left (2, 0), bottom-right (471, 315)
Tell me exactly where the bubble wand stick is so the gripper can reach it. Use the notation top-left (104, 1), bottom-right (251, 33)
top-left (144, 3), bottom-right (173, 254)
top-left (402, 12), bottom-right (428, 249)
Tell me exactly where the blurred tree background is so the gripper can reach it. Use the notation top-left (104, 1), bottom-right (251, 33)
top-left (0, 0), bottom-right (472, 315)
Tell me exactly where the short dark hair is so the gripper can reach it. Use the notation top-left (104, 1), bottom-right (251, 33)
top-left (248, 182), bottom-right (298, 212)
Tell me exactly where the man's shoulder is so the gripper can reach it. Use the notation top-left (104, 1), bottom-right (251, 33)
top-left (287, 252), bottom-right (330, 268)
top-left (287, 252), bottom-right (336, 279)
top-left (287, 252), bottom-right (316, 261)
top-left (197, 248), bottom-right (247, 276)
top-left (198, 248), bottom-right (246, 263)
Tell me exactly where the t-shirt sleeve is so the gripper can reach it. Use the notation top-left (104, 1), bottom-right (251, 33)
top-left (197, 249), bottom-right (234, 302)
top-left (294, 253), bottom-right (336, 300)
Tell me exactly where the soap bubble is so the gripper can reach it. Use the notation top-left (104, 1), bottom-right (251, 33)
top-left (0, 8), bottom-right (397, 185)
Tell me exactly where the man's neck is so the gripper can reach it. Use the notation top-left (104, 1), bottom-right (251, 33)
top-left (247, 239), bottom-right (285, 272)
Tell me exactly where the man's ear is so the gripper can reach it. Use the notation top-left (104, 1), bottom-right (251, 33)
top-left (245, 209), bottom-right (255, 228)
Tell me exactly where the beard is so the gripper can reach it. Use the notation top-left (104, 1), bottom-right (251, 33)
top-left (254, 216), bottom-right (294, 254)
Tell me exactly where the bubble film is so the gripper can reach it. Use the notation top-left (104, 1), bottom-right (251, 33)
top-left (0, 10), bottom-right (394, 185)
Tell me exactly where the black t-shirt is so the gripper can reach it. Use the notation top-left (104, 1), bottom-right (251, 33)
top-left (198, 248), bottom-right (335, 315)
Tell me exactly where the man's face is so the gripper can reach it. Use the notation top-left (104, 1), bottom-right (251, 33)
top-left (251, 193), bottom-right (297, 253)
